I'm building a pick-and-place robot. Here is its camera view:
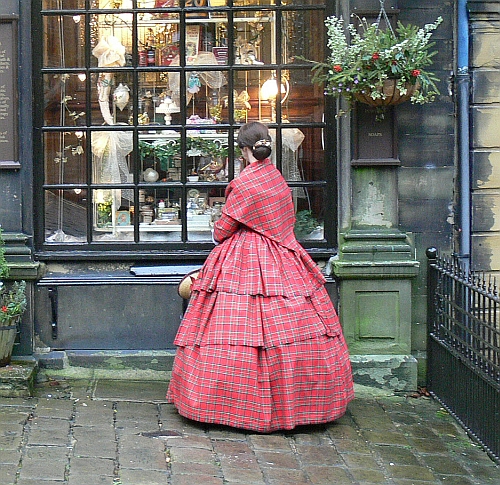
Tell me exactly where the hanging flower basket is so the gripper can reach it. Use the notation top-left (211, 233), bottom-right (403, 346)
top-left (305, 2), bottom-right (443, 117)
top-left (0, 317), bottom-right (19, 366)
top-left (354, 79), bottom-right (420, 107)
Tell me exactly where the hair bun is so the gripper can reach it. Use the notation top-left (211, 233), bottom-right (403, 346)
top-left (251, 138), bottom-right (272, 160)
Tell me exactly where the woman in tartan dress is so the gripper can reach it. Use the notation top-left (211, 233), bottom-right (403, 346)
top-left (167, 122), bottom-right (354, 432)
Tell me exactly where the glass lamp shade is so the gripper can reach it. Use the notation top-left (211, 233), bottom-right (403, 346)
top-left (261, 78), bottom-right (279, 100)
top-left (261, 74), bottom-right (289, 103)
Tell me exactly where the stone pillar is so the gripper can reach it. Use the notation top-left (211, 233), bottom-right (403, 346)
top-left (2, 232), bottom-right (42, 359)
top-left (333, 102), bottom-right (420, 391)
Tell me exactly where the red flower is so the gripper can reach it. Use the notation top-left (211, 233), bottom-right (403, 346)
top-left (392, 60), bottom-right (398, 65)
top-left (411, 69), bottom-right (421, 77)
top-left (333, 64), bottom-right (343, 72)
top-left (372, 52), bottom-right (380, 60)
top-left (1, 306), bottom-right (7, 313)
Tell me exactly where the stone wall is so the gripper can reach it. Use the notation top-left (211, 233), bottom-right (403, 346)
top-left (469, 1), bottom-right (500, 274)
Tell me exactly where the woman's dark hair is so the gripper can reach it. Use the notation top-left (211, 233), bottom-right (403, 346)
top-left (236, 121), bottom-right (272, 161)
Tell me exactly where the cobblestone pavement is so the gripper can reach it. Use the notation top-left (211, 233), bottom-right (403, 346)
top-left (0, 378), bottom-right (498, 485)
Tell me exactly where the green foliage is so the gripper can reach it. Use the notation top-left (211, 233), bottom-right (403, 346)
top-left (139, 139), bottom-right (180, 171)
top-left (0, 280), bottom-right (27, 324)
top-left (139, 137), bottom-right (232, 172)
top-left (294, 210), bottom-right (320, 238)
top-left (0, 228), bottom-right (8, 279)
top-left (0, 229), bottom-right (27, 324)
top-left (309, 15), bottom-right (443, 110)
top-left (97, 196), bottom-right (113, 226)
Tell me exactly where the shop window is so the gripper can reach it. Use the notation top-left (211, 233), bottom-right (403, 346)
top-left (34, 0), bottom-right (332, 251)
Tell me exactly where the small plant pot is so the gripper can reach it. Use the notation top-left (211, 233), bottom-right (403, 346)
top-left (0, 317), bottom-right (18, 366)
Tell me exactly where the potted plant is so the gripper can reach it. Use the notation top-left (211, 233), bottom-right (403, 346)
top-left (308, 14), bottom-right (443, 116)
top-left (139, 139), bottom-right (180, 172)
top-left (96, 196), bottom-right (113, 227)
top-left (0, 228), bottom-right (27, 366)
top-left (139, 138), bottom-right (230, 172)
top-left (139, 137), bottom-right (234, 180)
top-left (294, 210), bottom-right (321, 239)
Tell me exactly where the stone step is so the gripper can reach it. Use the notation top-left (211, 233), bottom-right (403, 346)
top-left (0, 358), bottom-right (37, 397)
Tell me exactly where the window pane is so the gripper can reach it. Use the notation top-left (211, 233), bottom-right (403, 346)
top-left (43, 15), bottom-right (85, 68)
top-left (44, 73), bottom-right (87, 127)
top-left (140, 129), bottom-right (181, 182)
top-left (92, 189), bottom-right (137, 242)
top-left (294, 186), bottom-right (324, 242)
top-left (271, 127), bottom-right (324, 183)
top-left (42, 0), bottom-right (85, 8)
top-left (233, 0), bottom-right (276, 6)
top-left (37, 1), bottom-right (331, 249)
top-left (45, 189), bottom-right (88, 243)
top-left (271, 126), bottom-right (305, 180)
top-left (91, 131), bottom-right (134, 185)
top-left (283, 69), bottom-right (324, 123)
top-left (139, 186), bottom-right (182, 242)
top-left (91, 72), bottom-right (134, 126)
top-left (138, 71), bottom-right (176, 127)
top-left (186, 185), bottom-right (217, 241)
top-left (283, 9), bottom-right (324, 64)
top-left (92, 13), bottom-right (134, 68)
top-left (186, 130), bottom-right (229, 181)
top-left (44, 131), bottom-right (87, 185)
top-left (138, 1), bottom-right (167, 9)
top-left (294, 127), bottom-right (325, 182)
top-left (234, 11), bottom-right (275, 64)
top-left (283, 0), bottom-right (325, 8)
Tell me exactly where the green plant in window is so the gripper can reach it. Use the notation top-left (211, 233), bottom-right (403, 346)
top-left (139, 140), bottom-right (180, 171)
top-left (294, 210), bottom-right (320, 238)
top-left (188, 138), bottom-right (229, 161)
top-left (139, 138), bottom-right (231, 172)
top-left (97, 197), bottom-right (113, 227)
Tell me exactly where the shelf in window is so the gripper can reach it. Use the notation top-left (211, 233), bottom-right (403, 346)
top-left (95, 222), bottom-right (211, 232)
top-left (135, 15), bottom-right (274, 25)
top-left (139, 132), bottom-right (227, 141)
top-left (98, 15), bottom-right (273, 30)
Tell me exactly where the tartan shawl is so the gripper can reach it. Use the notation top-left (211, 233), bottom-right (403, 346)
top-left (213, 159), bottom-right (325, 283)
top-left (218, 159), bottom-right (295, 247)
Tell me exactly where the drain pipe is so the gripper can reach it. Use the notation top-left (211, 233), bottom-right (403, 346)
top-left (456, 0), bottom-right (471, 272)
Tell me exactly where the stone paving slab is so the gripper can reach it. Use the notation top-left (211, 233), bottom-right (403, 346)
top-left (0, 378), bottom-right (497, 485)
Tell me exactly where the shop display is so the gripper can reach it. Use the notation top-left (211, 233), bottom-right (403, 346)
top-left (40, 1), bottom-right (326, 244)
top-left (89, 5), bottom-right (279, 237)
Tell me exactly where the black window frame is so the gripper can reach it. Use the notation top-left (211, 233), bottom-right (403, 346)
top-left (32, 0), bottom-right (338, 260)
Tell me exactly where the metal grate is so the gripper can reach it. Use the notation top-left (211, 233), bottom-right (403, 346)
top-left (427, 248), bottom-right (500, 464)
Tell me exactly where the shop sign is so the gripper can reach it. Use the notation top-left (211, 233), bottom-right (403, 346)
top-left (0, 16), bottom-right (18, 170)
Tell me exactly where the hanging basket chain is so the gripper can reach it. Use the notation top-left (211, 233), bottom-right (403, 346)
top-left (375, 0), bottom-right (395, 37)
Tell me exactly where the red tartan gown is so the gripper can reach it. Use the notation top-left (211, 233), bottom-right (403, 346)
top-left (166, 158), bottom-right (354, 432)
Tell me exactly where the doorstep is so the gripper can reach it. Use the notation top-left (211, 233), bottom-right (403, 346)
top-left (33, 350), bottom-right (174, 381)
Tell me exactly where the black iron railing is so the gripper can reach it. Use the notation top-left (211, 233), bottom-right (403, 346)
top-left (427, 248), bottom-right (500, 464)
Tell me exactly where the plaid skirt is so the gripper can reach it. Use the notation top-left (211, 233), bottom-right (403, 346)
top-left (166, 229), bottom-right (354, 432)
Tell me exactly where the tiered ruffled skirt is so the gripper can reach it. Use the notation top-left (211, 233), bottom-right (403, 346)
top-left (166, 229), bottom-right (354, 432)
